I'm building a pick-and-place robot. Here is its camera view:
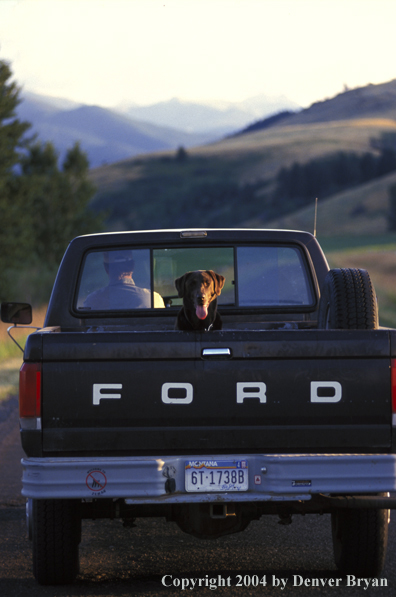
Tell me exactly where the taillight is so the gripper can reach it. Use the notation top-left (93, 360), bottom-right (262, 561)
top-left (392, 360), bottom-right (396, 423)
top-left (19, 362), bottom-right (42, 419)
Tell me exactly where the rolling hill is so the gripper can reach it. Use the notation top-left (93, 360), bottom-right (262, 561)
top-left (89, 78), bottom-right (396, 236)
top-left (237, 79), bottom-right (396, 132)
top-left (266, 169), bottom-right (396, 237)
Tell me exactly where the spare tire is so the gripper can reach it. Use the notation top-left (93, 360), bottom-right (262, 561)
top-left (318, 268), bottom-right (378, 329)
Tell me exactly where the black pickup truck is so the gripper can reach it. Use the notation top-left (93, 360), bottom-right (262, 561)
top-left (2, 228), bottom-right (396, 585)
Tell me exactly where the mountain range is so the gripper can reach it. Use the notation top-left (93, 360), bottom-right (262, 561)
top-left (116, 94), bottom-right (300, 134)
top-left (16, 92), bottom-right (299, 169)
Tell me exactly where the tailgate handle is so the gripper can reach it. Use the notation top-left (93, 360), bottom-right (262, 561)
top-left (202, 348), bottom-right (232, 358)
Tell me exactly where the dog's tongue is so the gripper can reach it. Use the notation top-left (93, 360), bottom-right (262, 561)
top-left (196, 305), bottom-right (208, 320)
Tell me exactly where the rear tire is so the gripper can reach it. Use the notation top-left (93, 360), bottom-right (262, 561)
top-left (318, 268), bottom-right (378, 329)
top-left (32, 499), bottom-right (81, 585)
top-left (331, 504), bottom-right (389, 577)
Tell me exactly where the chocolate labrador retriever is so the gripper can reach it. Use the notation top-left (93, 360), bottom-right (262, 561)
top-left (175, 270), bottom-right (225, 331)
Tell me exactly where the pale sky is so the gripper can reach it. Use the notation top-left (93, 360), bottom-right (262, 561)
top-left (0, 0), bottom-right (395, 109)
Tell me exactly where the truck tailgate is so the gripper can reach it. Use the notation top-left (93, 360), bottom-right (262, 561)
top-left (40, 329), bottom-right (392, 454)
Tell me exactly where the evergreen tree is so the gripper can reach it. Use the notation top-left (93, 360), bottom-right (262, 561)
top-left (17, 141), bottom-right (101, 267)
top-left (0, 60), bottom-right (31, 184)
top-left (0, 59), bottom-right (104, 302)
top-left (0, 60), bottom-right (32, 292)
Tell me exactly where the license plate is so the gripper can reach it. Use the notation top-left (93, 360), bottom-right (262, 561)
top-left (185, 460), bottom-right (248, 492)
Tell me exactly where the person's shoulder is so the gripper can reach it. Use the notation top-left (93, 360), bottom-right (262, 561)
top-left (84, 286), bottom-right (107, 307)
top-left (131, 285), bottom-right (150, 295)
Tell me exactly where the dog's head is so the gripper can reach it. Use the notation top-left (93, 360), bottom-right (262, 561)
top-left (175, 270), bottom-right (225, 320)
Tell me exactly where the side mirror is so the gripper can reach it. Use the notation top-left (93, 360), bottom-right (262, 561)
top-left (1, 302), bottom-right (32, 325)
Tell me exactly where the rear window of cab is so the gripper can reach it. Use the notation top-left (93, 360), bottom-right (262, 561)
top-left (75, 245), bottom-right (315, 312)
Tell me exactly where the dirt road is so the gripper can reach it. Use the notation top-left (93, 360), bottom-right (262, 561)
top-left (0, 396), bottom-right (395, 596)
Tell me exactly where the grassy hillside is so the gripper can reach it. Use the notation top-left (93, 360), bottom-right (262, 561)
top-left (249, 79), bottom-right (396, 130)
top-left (280, 79), bottom-right (396, 125)
top-left (90, 117), bottom-right (396, 233)
top-left (91, 150), bottom-right (267, 230)
top-left (89, 79), bottom-right (396, 233)
top-left (192, 117), bottom-right (396, 194)
top-left (235, 79), bottom-right (396, 135)
top-left (265, 169), bottom-right (396, 235)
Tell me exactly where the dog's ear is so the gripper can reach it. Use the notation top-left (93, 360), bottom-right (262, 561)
top-left (207, 270), bottom-right (225, 296)
top-left (175, 272), bottom-right (189, 298)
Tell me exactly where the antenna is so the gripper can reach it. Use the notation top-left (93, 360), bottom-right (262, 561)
top-left (313, 197), bottom-right (318, 237)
